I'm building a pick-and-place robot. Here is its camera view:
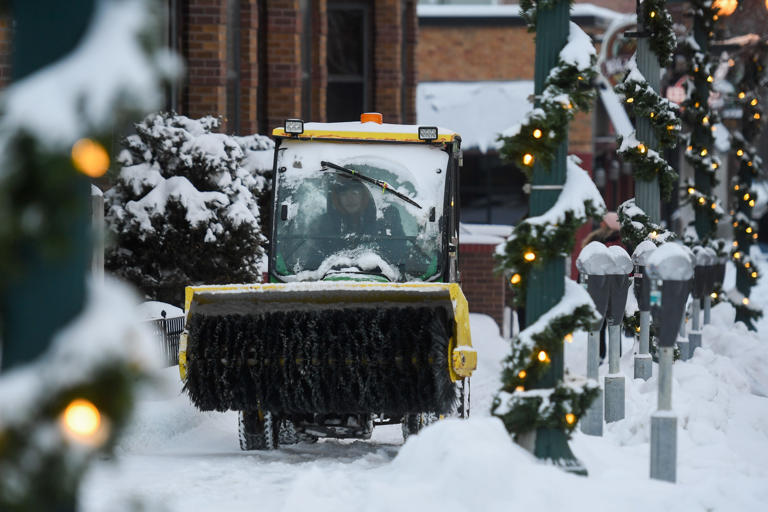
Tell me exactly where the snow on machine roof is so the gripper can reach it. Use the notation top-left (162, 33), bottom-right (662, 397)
top-left (272, 114), bottom-right (459, 144)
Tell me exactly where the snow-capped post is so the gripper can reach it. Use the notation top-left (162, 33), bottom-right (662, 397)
top-left (647, 242), bottom-right (693, 483)
top-left (91, 185), bottom-right (105, 283)
top-left (727, 46), bottom-right (766, 329)
top-left (632, 240), bottom-right (657, 380)
top-left (493, 0), bottom-right (605, 475)
top-left (615, 0), bottom-right (679, 246)
top-left (604, 246), bottom-right (632, 423)
top-left (576, 242), bottom-right (614, 436)
top-left (689, 247), bottom-right (714, 352)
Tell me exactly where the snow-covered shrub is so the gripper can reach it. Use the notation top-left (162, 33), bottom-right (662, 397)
top-left (105, 113), bottom-right (274, 306)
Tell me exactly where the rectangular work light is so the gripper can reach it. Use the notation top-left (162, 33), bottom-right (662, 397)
top-left (418, 126), bottom-right (438, 141)
top-left (284, 119), bottom-right (304, 135)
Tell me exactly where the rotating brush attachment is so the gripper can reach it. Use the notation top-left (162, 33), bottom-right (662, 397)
top-left (184, 303), bottom-right (457, 416)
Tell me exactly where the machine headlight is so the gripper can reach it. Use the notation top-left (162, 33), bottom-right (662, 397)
top-left (418, 126), bottom-right (438, 141)
top-left (284, 119), bottom-right (304, 135)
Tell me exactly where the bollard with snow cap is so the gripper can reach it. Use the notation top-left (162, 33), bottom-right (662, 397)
top-left (672, 245), bottom-right (695, 360)
top-left (647, 242), bottom-right (694, 483)
top-left (604, 245), bottom-right (632, 423)
top-left (632, 240), bottom-right (656, 380)
top-left (689, 247), bottom-right (714, 352)
top-left (575, 242), bottom-right (613, 436)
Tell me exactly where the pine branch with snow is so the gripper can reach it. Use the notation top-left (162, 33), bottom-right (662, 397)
top-left (105, 112), bottom-right (274, 307)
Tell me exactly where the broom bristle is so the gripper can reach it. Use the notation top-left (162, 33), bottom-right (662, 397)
top-left (184, 303), bottom-right (457, 415)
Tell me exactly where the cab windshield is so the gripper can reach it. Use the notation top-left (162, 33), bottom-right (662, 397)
top-left (272, 140), bottom-right (449, 282)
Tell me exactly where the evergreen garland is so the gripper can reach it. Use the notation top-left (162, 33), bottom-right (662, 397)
top-left (519, 0), bottom-right (573, 32)
top-left (494, 4), bottom-right (603, 439)
top-left (640, 0), bottom-right (677, 67)
top-left (726, 47), bottom-right (767, 327)
top-left (617, 199), bottom-right (675, 252)
top-left (498, 18), bottom-right (597, 173)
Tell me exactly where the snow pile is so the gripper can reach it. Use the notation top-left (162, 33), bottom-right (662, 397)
top-left (631, 239), bottom-right (657, 266)
top-left (608, 245), bottom-right (632, 274)
top-left (647, 242), bottom-right (694, 281)
top-left (0, 0), bottom-right (178, 150)
top-left (576, 241), bottom-right (615, 275)
top-left (136, 301), bottom-right (184, 321)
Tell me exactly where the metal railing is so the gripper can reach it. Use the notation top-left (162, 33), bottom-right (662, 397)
top-left (145, 312), bottom-right (185, 367)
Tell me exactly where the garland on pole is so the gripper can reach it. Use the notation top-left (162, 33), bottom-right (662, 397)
top-left (617, 198), bottom-right (676, 249)
top-left (679, 1), bottom-right (723, 245)
top-left (498, 14), bottom-right (597, 173)
top-left (0, 0), bottom-right (175, 508)
top-left (726, 46), bottom-right (767, 326)
top-left (639, 0), bottom-right (676, 67)
top-left (493, 7), bottom-right (604, 437)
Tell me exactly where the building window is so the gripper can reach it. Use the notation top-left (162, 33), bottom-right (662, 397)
top-left (326, 1), bottom-right (370, 122)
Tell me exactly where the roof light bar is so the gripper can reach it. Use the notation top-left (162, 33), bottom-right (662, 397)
top-left (284, 119), bottom-right (304, 135)
top-left (418, 126), bottom-right (438, 141)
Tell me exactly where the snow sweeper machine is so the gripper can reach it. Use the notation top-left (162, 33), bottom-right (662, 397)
top-left (178, 114), bottom-right (476, 449)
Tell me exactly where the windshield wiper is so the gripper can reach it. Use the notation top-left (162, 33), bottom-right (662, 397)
top-left (320, 160), bottom-right (422, 209)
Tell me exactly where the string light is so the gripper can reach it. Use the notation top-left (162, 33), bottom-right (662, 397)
top-left (745, 262), bottom-right (751, 268)
top-left (746, 227), bottom-right (753, 234)
top-left (667, 125), bottom-right (675, 131)
top-left (733, 221), bottom-right (739, 227)
top-left (749, 199), bottom-right (755, 207)
top-left (752, 272), bottom-right (758, 279)
top-left (734, 251), bottom-right (742, 260)
top-left (737, 149), bottom-right (744, 156)
top-left (565, 413), bottom-right (576, 425)
top-left (650, 231), bottom-right (658, 239)
top-left (753, 233), bottom-right (759, 240)
top-left (754, 113), bottom-right (761, 120)
top-left (710, 202), bottom-right (717, 210)
top-left (698, 197), bottom-right (706, 205)
top-left (711, 292), bottom-right (718, 300)
top-left (523, 153), bottom-right (534, 166)
top-left (532, 128), bottom-right (543, 139)
top-left (650, 10), bottom-right (656, 18)
top-left (518, 370), bottom-right (527, 379)
top-left (744, 193), bottom-right (751, 201)
top-left (742, 297), bottom-right (750, 306)
top-left (564, 333), bottom-right (574, 343)
top-left (537, 350), bottom-right (550, 363)
top-left (751, 98), bottom-right (758, 106)
top-left (700, 148), bottom-right (708, 157)
top-left (707, 75), bottom-right (714, 83)
top-left (733, 240), bottom-right (739, 247)
top-left (60, 399), bottom-right (108, 447)
top-left (626, 97), bottom-right (635, 104)
top-left (712, 162), bottom-right (718, 170)
top-left (637, 143), bottom-right (647, 154)
top-left (510, 273), bottom-right (522, 285)
top-left (694, 101), bottom-right (700, 108)
top-left (734, 185), bottom-right (740, 191)
top-left (71, 139), bottom-right (110, 178)
top-left (738, 91), bottom-right (746, 99)
top-left (650, 112), bottom-right (655, 118)
top-left (515, 385), bottom-right (525, 392)
top-left (523, 251), bottom-right (536, 262)
top-left (702, 116), bottom-right (709, 125)
top-left (688, 187), bottom-right (695, 195)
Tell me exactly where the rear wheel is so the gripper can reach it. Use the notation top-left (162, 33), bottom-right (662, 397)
top-left (238, 410), bottom-right (279, 451)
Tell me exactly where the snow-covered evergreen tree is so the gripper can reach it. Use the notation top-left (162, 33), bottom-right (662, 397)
top-left (105, 113), bottom-right (274, 306)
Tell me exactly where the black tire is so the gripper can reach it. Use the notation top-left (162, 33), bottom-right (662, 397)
top-left (401, 413), bottom-right (436, 441)
top-left (238, 410), bottom-right (279, 451)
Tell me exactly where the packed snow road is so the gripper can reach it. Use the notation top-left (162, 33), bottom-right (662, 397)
top-left (82, 261), bottom-right (768, 511)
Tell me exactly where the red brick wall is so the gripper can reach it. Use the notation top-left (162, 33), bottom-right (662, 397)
top-left (184, 0), bottom-right (228, 127)
top-left (0, 15), bottom-right (12, 87)
top-left (374, 0), bottom-right (404, 123)
top-left (312, 0), bottom-right (328, 122)
top-left (265, 0), bottom-right (302, 132)
top-left (239, 0), bottom-right (259, 134)
top-left (403, 0), bottom-right (418, 125)
top-left (459, 243), bottom-right (505, 326)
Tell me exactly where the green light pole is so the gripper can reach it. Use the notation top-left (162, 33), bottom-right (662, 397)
top-left (524, 0), bottom-right (583, 472)
top-left (0, 0), bottom-right (95, 371)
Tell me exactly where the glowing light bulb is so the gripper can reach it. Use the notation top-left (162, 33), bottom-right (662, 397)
top-left (626, 97), bottom-right (635, 104)
top-left (688, 187), bottom-right (695, 195)
top-left (749, 199), bottom-right (755, 207)
top-left (711, 203), bottom-right (717, 210)
top-left (733, 221), bottom-right (739, 227)
top-left (754, 113), bottom-right (761, 120)
top-left (737, 149), bottom-right (744, 156)
top-left (698, 197), bottom-right (706, 205)
top-left (523, 251), bottom-right (536, 262)
top-left (532, 128), bottom-right (543, 139)
top-left (650, 11), bottom-right (656, 18)
top-left (667, 125), bottom-right (675, 131)
top-left (564, 333), bottom-right (574, 343)
top-left (734, 185), bottom-right (741, 191)
top-left (518, 370), bottom-right (527, 379)
top-left (753, 233), bottom-right (759, 240)
top-left (746, 227), bottom-right (753, 234)
top-left (565, 413), bottom-right (576, 425)
top-left (742, 297), bottom-right (750, 305)
top-left (752, 272), bottom-right (758, 278)
top-left (711, 292), bottom-right (718, 299)
top-left (734, 252), bottom-right (742, 260)
top-left (60, 399), bottom-right (108, 447)
top-left (700, 148), bottom-right (708, 157)
top-left (733, 240), bottom-right (739, 247)
top-left (650, 112), bottom-right (655, 118)
top-left (751, 98), bottom-right (758, 106)
top-left (510, 273), bottom-right (522, 285)
top-left (515, 385), bottom-right (524, 392)
top-left (707, 75), bottom-right (714, 83)
top-left (712, 162), bottom-right (718, 170)
top-left (71, 139), bottom-right (110, 178)
top-left (744, 193), bottom-right (751, 201)
top-left (702, 116), bottom-right (709, 125)
top-left (650, 231), bottom-right (658, 239)
top-left (745, 262), bottom-right (751, 268)
top-left (537, 350), bottom-right (550, 363)
top-left (738, 91), bottom-right (746, 99)
top-left (638, 143), bottom-right (647, 154)
top-left (523, 153), bottom-right (534, 166)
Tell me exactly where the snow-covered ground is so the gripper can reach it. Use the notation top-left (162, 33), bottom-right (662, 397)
top-left (81, 252), bottom-right (768, 512)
